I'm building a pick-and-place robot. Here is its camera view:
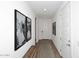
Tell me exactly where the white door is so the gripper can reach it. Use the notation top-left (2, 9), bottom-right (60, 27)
top-left (60, 2), bottom-right (71, 58)
top-left (39, 19), bottom-right (52, 39)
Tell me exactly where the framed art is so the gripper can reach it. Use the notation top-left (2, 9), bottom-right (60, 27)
top-left (27, 17), bottom-right (31, 41)
top-left (15, 9), bottom-right (31, 50)
top-left (52, 22), bottom-right (56, 35)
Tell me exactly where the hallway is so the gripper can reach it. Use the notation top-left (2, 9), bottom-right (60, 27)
top-left (1, 1), bottom-right (79, 58)
top-left (36, 39), bottom-right (61, 58)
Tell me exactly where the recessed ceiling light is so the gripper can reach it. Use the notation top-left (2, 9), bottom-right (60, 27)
top-left (44, 8), bottom-right (47, 11)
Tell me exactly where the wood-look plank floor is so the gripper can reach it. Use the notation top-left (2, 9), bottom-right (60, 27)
top-left (36, 39), bottom-right (61, 58)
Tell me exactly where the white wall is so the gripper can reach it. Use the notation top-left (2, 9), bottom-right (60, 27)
top-left (51, 2), bottom-right (71, 58)
top-left (36, 18), bottom-right (52, 41)
top-left (0, 1), bottom-right (35, 58)
top-left (71, 1), bottom-right (79, 58)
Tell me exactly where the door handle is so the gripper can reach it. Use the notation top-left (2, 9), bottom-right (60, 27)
top-left (68, 40), bottom-right (71, 42)
top-left (41, 30), bottom-right (43, 33)
top-left (66, 44), bottom-right (70, 47)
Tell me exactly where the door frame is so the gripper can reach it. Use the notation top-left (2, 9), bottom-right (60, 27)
top-left (35, 17), bottom-right (37, 45)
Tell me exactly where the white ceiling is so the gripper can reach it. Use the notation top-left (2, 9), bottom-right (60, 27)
top-left (27, 1), bottom-right (64, 19)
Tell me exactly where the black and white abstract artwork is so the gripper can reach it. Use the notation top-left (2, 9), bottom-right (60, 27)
top-left (52, 22), bottom-right (56, 35)
top-left (27, 18), bottom-right (31, 41)
top-left (15, 10), bottom-right (31, 50)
